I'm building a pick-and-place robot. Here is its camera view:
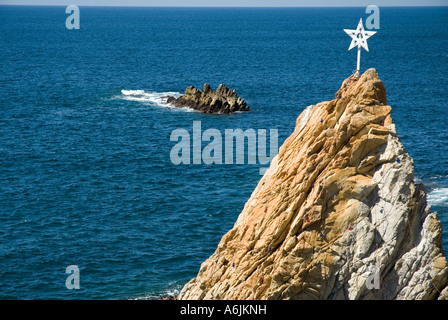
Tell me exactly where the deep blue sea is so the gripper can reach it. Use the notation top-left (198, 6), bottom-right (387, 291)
top-left (0, 6), bottom-right (447, 299)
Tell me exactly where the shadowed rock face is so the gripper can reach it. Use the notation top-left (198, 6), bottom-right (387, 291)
top-left (166, 83), bottom-right (250, 114)
top-left (178, 69), bottom-right (448, 300)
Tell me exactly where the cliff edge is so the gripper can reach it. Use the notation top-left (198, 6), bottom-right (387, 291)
top-left (179, 69), bottom-right (448, 300)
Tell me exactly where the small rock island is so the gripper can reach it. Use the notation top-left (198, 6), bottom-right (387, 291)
top-left (166, 83), bottom-right (250, 114)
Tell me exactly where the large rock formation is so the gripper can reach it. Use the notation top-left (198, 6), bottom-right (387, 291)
top-left (178, 69), bottom-right (448, 300)
top-left (166, 83), bottom-right (250, 114)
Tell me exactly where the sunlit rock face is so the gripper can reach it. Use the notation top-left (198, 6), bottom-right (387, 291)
top-left (178, 69), bottom-right (448, 300)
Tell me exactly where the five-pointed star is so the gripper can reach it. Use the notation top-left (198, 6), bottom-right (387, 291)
top-left (344, 18), bottom-right (376, 52)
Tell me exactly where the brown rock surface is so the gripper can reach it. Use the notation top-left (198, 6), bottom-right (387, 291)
top-left (166, 83), bottom-right (250, 114)
top-left (178, 69), bottom-right (448, 300)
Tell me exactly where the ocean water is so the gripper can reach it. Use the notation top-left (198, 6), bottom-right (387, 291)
top-left (0, 6), bottom-right (447, 299)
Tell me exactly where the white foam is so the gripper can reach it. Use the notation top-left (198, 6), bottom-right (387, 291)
top-left (116, 90), bottom-right (194, 112)
top-left (121, 89), bottom-right (145, 96)
top-left (427, 188), bottom-right (448, 207)
top-left (129, 286), bottom-right (181, 300)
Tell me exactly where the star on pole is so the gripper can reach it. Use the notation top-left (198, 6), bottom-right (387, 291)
top-left (344, 18), bottom-right (376, 76)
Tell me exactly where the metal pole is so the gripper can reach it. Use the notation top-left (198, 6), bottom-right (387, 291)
top-left (357, 46), bottom-right (361, 75)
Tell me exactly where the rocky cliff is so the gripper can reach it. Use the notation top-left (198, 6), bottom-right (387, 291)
top-left (178, 69), bottom-right (448, 300)
top-left (166, 83), bottom-right (249, 114)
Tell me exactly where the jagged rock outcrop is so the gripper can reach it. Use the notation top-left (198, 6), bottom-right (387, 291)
top-left (166, 83), bottom-right (250, 114)
top-left (178, 69), bottom-right (448, 300)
